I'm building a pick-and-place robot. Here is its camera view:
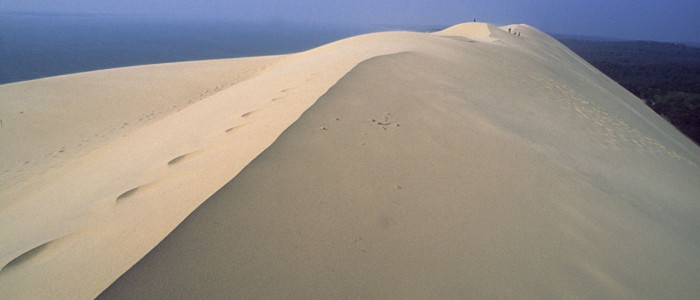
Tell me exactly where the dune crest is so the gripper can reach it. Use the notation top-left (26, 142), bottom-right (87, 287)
top-left (435, 22), bottom-right (500, 41)
top-left (2, 22), bottom-right (700, 299)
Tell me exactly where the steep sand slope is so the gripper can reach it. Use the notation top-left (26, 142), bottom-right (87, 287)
top-left (2, 24), bottom-right (520, 299)
top-left (2, 23), bottom-right (699, 299)
top-left (100, 24), bottom-right (700, 298)
top-left (0, 57), bottom-right (281, 193)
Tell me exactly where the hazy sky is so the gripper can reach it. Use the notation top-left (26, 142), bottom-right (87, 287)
top-left (2, 0), bottom-right (699, 43)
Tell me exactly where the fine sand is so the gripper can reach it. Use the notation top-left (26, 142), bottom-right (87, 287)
top-left (2, 23), bottom-right (700, 299)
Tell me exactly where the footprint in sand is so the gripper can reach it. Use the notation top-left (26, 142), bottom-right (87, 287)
top-left (1, 245), bottom-right (46, 273)
top-left (167, 154), bottom-right (189, 166)
top-left (116, 181), bottom-right (159, 203)
top-left (1, 234), bottom-right (71, 273)
top-left (241, 110), bottom-right (261, 118)
top-left (225, 124), bottom-right (248, 134)
top-left (167, 150), bottom-right (203, 166)
top-left (116, 186), bottom-right (143, 202)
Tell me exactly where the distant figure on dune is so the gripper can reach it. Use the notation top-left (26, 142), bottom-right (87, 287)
top-left (474, 18), bottom-right (476, 22)
top-left (508, 28), bottom-right (511, 33)
top-left (518, 32), bottom-right (521, 37)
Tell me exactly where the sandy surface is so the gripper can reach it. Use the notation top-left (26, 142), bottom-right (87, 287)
top-left (2, 23), bottom-right (700, 299)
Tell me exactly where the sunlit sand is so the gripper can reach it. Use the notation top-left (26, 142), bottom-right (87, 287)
top-left (1, 22), bottom-right (699, 299)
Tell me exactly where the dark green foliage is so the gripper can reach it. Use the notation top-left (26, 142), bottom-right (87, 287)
top-left (559, 40), bottom-right (700, 65)
top-left (650, 92), bottom-right (700, 142)
top-left (559, 39), bottom-right (700, 145)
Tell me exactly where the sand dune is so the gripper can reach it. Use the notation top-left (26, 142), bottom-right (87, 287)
top-left (438, 22), bottom-right (501, 41)
top-left (1, 23), bottom-right (699, 299)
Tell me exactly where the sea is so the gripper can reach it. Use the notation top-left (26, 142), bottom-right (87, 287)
top-left (0, 13), bottom-right (389, 85)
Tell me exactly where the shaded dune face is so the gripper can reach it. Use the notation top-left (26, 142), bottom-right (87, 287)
top-left (100, 44), bottom-right (700, 298)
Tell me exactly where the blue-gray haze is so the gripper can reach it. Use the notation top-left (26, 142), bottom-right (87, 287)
top-left (0, 14), bottom-right (375, 84)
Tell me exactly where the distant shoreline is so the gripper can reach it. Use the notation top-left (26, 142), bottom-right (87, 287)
top-left (0, 14), bottom-right (379, 85)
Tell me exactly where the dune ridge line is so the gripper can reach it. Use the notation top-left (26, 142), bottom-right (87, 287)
top-left (2, 22), bottom-right (699, 299)
top-left (0, 24), bottom-right (504, 299)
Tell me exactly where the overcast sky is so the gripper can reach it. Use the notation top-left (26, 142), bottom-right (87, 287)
top-left (2, 0), bottom-right (699, 43)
